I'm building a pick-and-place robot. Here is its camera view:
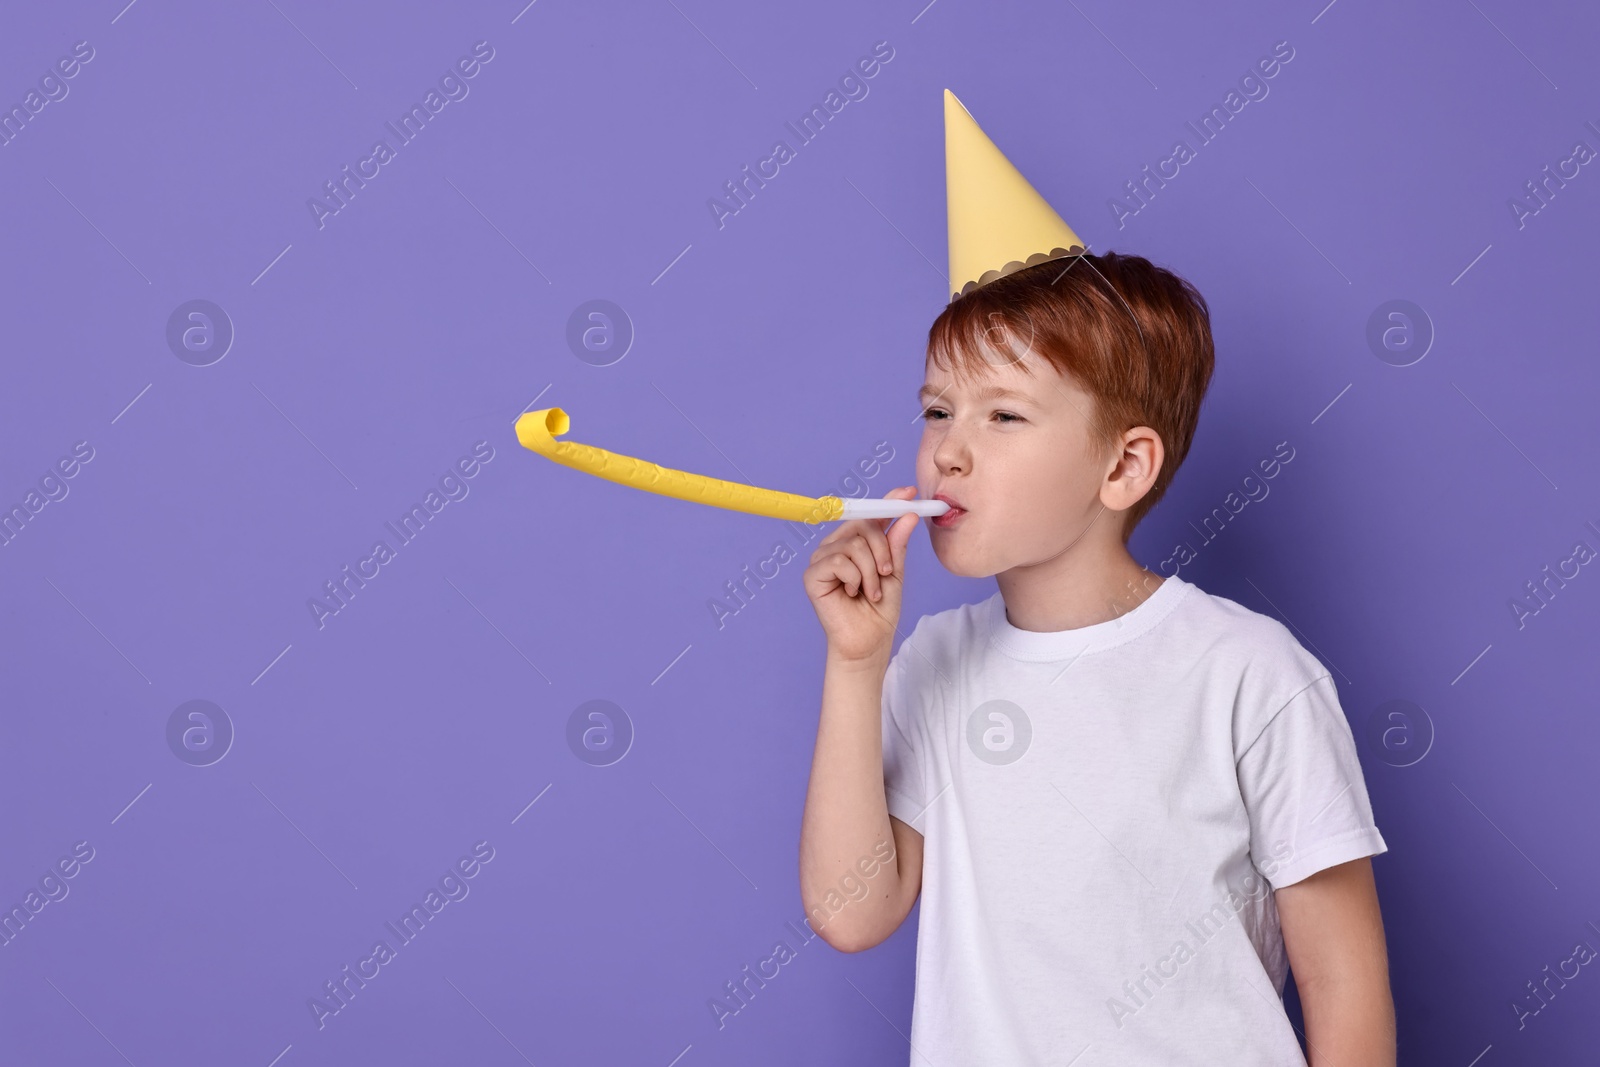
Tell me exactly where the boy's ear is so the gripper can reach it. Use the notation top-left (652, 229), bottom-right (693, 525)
top-left (1102, 426), bottom-right (1164, 513)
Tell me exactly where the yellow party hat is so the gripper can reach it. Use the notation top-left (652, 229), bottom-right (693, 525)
top-left (945, 88), bottom-right (1087, 302)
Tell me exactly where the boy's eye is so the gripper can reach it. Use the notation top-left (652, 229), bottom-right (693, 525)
top-left (919, 408), bottom-right (1024, 424)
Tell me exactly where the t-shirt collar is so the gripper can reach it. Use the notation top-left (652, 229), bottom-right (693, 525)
top-left (984, 574), bottom-right (1190, 661)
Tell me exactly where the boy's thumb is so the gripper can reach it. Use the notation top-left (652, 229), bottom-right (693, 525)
top-left (886, 487), bottom-right (920, 569)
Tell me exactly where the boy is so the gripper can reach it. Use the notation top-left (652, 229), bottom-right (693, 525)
top-left (797, 90), bottom-right (1394, 1065)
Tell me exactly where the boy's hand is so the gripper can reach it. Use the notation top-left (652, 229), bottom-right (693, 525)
top-left (804, 486), bottom-right (921, 663)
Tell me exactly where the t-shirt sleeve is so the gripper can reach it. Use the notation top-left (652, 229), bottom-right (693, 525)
top-left (881, 645), bottom-right (929, 831)
top-left (1236, 673), bottom-right (1388, 889)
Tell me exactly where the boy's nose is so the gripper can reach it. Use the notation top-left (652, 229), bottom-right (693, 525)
top-left (932, 431), bottom-right (971, 474)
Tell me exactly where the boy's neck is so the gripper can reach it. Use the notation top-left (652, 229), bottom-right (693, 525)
top-left (994, 540), bottom-right (1165, 635)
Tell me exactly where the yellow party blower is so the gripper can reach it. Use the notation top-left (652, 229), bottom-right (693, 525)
top-left (515, 407), bottom-right (949, 524)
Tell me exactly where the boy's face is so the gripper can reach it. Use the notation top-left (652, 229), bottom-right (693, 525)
top-left (916, 346), bottom-right (1114, 579)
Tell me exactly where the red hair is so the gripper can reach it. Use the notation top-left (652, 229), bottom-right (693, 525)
top-left (925, 252), bottom-right (1215, 542)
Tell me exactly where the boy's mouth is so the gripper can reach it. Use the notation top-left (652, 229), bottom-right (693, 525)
top-left (931, 492), bottom-right (967, 528)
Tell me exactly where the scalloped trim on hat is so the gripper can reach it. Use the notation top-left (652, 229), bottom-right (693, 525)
top-left (952, 244), bottom-right (1087, 300)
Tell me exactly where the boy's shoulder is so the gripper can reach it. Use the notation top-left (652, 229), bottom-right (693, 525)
top-left (1136, 578), bottom-right (1344, 756)
top-left (1170, 577), bottom-right (1331, 687)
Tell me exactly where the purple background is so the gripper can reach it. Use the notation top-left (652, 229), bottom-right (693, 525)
top-left (3, 1), bottom-right (1597, 1063)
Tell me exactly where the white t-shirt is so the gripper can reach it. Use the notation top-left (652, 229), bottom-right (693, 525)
top-left (880, 574), bottom-right (1387, 1065)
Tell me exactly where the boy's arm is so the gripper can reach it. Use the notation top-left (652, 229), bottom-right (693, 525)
top-left (798, 650), bottom-right (924, 953)
top-left (1275, 856), bottom-right (1396, 1066)
top-left (798, 487), bottom-right (925, 953)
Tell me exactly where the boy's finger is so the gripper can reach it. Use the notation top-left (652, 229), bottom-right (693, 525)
top-left (840, 538), bottom-right (884, 601)
top-left (863, 528), bottom-right (893, 577)
top-left (878, 486), bottom-right (920, 572)
top-left (886, 509), bottom-right (920, 572)
top-left (825, 552), bottom-right (861, 597)
top-left (818, 517), bottom-right (874, 552)
top-left (862, 485), bottom-right (915, 555)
